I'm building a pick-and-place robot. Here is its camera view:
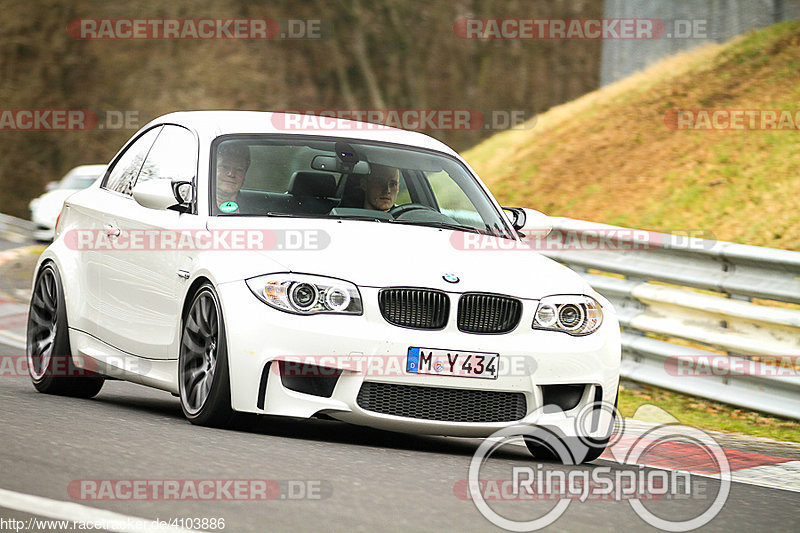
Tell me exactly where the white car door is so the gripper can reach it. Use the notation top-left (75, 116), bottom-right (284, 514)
top-left (95, 125), bottom-right (202, 359)
top-left (69, 127), bottom-right (161, 340)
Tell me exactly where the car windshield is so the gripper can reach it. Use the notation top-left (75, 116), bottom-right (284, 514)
top-left (210, 136), bottom-right (512, 238)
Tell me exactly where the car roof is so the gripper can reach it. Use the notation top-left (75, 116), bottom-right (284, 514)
top-left (68, 164), bottom-right (106, 173)
top-left (146, 111), bottom-right (459, 157)
top-left (63, 164), bottom-right (107, 179)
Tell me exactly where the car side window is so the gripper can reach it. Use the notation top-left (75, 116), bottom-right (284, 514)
top-left (394, 172), bottom-right (411, 205)
top-left (103, 127), bottom-right (161, 196)
top-left (136, 125), bottom-right (198, 186)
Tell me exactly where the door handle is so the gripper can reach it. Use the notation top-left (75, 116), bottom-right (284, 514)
top-left (104, 224), bottom-right (120, 237)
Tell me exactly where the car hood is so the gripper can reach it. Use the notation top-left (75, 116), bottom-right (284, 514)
top-left (205, 217), bottom-right (589, 299)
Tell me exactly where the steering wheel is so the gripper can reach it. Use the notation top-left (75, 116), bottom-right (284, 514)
top-left (389, 203), bottom-right (436, 218)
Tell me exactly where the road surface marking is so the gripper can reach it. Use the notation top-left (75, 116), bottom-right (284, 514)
top-left (0, 487), bottom-right (204, 533)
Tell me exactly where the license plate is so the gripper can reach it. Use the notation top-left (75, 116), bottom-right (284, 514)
top-left (406, 347), bottom-right (499, 379)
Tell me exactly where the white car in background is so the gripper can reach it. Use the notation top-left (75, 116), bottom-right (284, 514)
top-left (27, 111), bottom-right (620, 463)
top-left (29, 164), bottom-right (106, 241)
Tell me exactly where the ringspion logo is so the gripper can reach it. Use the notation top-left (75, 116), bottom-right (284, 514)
top-left (466, 414), bottom-right (730, 531)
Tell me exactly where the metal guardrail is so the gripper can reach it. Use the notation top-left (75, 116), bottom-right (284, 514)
top-left (537, 217), bottom-right (800, 420)
top-left (0, 213), bottom-right (36, 243)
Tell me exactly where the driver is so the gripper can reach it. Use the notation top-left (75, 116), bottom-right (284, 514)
top-left (361, 163), bottom-right (400, 212)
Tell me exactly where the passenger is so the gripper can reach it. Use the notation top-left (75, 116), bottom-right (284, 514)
top-left (215, 142), bottom-right (250, 212)
top-left (361, 163), bottom-right (400, 212)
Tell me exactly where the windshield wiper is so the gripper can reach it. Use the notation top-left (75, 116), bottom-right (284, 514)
top-left (488, 222), bottom-right (515, 240)
top-left (266, 212), bottom-right (390, 223)
top-left (387, 219), bottom-right (483, 234)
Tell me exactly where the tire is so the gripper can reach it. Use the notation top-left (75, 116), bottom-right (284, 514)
top-left (524, 391), bottom-right (619, 464)
top-left (524, 433), bottom-right (612, 464)
top-left (27, 263), bottom-right (104, 398)
top-left (523, 427), bottom-right (579, 464)
top-left (178, 283), bottom-right (235, 427)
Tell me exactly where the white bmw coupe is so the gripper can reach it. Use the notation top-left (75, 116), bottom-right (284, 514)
top-left (27, 111), bottom-right (620, 463)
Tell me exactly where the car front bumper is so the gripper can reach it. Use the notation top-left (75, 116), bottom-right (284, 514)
top-left (217, 281), bottom-right (621, 438)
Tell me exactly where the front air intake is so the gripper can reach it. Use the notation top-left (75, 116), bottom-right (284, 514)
top-left (357, 382), bottom-right (527, 422)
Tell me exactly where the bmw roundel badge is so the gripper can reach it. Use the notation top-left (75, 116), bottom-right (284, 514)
top-left (442, 273), bottom-right (460, 283)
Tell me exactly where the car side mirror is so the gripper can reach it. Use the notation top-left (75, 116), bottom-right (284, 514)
top-left (502, 207), bottom-right (551, 239)
top-left (172, 181), bottom-right (194, 204)
top-left (132, 179), bottom-right (193, 212)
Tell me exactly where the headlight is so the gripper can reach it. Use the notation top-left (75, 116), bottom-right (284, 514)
top-left (246, 273), bottom-right (362, 315)
top-left (532, 295), bottom-right (602, 336)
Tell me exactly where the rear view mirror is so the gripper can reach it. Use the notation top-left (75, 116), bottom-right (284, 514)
top-left (311, 155), bottom-right (370, 174)
top-left (353, 161), bottom-right (370, 174)
top-left (311, 155), bottom-right (339, 172)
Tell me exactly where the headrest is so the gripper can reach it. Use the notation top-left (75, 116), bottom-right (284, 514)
top-left (288, 171), bottom-right (337, 197)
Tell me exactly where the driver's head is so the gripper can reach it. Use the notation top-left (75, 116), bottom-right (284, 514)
top-left (216, 142), bottom-right (250, 201)
top-left (361, 164), bottom-right (400, 212)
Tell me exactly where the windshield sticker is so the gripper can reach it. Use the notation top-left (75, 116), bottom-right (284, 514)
top-left (219, 201), bottom-right (238, 213)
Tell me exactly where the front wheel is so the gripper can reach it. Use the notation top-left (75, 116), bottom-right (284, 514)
top-left (523, 430), bottom-right (613, 464)
top-left (27, 263), bottom-right (104, 398)
top-left (525, 392), bottom-right (619, 464)
top-left (179, 284), bottom-right (234, 427)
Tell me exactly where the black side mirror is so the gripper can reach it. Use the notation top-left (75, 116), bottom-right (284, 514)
top-left (169, 180), bottom-right (194, 213)
top-left (502, 207), bottom-right (526, 230)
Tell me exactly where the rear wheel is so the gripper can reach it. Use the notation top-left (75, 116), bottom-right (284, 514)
top-left (179, 284), bottom-right (234, 427)
top-left (27, 263), bottom-right (104, 398)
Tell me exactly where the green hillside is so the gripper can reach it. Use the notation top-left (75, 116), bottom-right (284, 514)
top-left (463, 21), bottom-right (800, 250)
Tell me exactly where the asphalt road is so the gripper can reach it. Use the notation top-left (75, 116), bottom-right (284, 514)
top-left (0, 338), bottom-right (797, 532)
top-left (0, 238), bottom-right (29, 251)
